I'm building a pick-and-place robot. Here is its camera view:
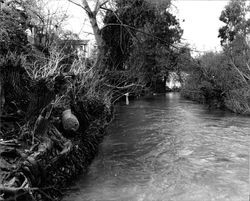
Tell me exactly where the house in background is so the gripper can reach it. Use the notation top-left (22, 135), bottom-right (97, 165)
top-left (58, 39), bottom-right (89, 59)
top-left (26, 26), bottom-right (90, 59)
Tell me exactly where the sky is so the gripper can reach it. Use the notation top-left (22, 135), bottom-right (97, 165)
top-left (173, 0), bottom-right (229, 54)
top-left (54, 0), bottom-right (230, 54)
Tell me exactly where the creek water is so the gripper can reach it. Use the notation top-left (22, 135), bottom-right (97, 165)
top-left (63, 93), bottom-right (249, 201)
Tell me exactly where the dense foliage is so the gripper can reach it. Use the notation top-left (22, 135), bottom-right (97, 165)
top-left (101, 0), bottom-right (183, 93)
top-left (0, 5), bottom-right (29, 55)
top-left (2, 0), bottom-right (250, 200)
top-left (0, 2), bottom-right (113, 201)
top-left (182, 0), bottom-right (250, 113)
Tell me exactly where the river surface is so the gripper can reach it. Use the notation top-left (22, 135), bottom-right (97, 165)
top-left (63, 93), bottom-right (250, 201)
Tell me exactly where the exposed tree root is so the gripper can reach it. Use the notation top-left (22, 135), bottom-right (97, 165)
top-left (0, 58), bottom-right (112, 201)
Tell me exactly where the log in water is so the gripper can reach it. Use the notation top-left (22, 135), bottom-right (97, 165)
top-left (64, 93), bottom-right (249, 201)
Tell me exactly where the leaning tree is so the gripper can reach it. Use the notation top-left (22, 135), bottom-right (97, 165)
top-left (218, 0), bottom-right (250, 84)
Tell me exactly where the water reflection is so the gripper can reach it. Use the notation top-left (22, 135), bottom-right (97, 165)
top-left (63, 93), bottom-right (250, 201)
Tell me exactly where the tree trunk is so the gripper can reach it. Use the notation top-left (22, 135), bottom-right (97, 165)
top-left (81, 0), bottom-right (104, 49)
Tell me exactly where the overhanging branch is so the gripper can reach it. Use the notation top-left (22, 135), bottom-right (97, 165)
top-left (94, 0), bottom-right (108, 15)
top-left (102, 23), bottom-right (179, 50)
top-left (104, 83), bottom-right (143, 89)
top-left (68, 0), bottom-right (90, 14)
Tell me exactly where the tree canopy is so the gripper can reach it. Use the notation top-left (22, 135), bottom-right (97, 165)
top-left (182, 0), bottom-right (250, 113)
top-left (100, 0), bottom-right (183, 92)
top-left (219, 0), bottom-right (250, 46)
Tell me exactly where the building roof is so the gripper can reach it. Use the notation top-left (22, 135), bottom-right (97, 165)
top-left (59, 39), bottom-right (89, 46)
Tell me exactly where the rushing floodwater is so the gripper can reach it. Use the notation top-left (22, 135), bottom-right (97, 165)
top-left (64, 93), bottom-right (250, 201)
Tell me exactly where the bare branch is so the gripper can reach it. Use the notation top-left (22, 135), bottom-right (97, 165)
top-left (102, 23), bottom-right (178, 51)
top-left (104, 83), bottom-right (143, 89)
top-left (94, 0), bottom-right (100, 15)
top-left (68, 0), bottom-right (89, 13)
top-left (81, 30), bottom-right (94, 35)
top-left (246, 62), bottom-right (250, 72)
top-left (229, 58), bottom-right (250, 83)
top-left (100, 0), bottom-right (108, 7)
top-left (100, 6), bottom-right (112, 12)
top-left (81, 0), bottom-right (93, 15)
top-left (94, 0), bottom-right (108, 14)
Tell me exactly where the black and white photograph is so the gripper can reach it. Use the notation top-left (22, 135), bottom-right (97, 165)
top-left (0, 0), bottom-right (249, 200)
